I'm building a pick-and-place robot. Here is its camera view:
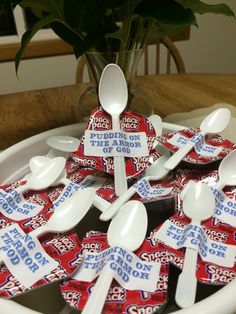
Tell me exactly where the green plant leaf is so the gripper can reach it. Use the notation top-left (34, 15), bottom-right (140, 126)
top-left (19, 0), bottom-right (63, 17)
top-left (15, 14), bottom-right (58, 73)
top-left (50, 20), bottom-right (86, 57)
top-left (135, 0), bottom-right (197, 26)
top-left (63, 0), bottom-right (129, 33)
top-left (175, 0), bottom-right (235, 16)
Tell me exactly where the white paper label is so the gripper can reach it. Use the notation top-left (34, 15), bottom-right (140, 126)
top-left (154, 221), bottom-right (235, 267)
top-left (0, 189), bottom-right (43, 221)
top-left (84, 130), bottom-right (149, 157)
top-left (0, 224), bottom-right (58, 288)
top-left (211, 187), bottom-right (236, 227)
top-left (168, 133), bottom-right (223, 157)
top-left (133, 177), bottom-right (173, 199)
top-left (73, 246), bottom-right (160, 292)
top-left (53, 175), bottom-right (105, 208)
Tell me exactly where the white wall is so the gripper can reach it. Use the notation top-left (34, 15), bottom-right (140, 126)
top-left (177, 0), bottom-right (236, 74)
top-left (0, 0), bottom-right (236, 95)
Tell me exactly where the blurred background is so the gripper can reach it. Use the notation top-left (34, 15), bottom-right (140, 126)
top-left (0, 0), bottom-right (236, 95)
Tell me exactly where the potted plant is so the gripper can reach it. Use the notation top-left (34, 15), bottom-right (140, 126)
top-left (14, 0), bottom-right (235, 117)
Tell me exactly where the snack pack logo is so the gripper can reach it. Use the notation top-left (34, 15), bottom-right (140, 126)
top-left (146, 118), bottom-right (153, 132)
top-left (44, 235), bottom-right (76, 255)
top-left (126, 304), bottom-right (160, 314)
top-left (168, 252), bottom-right (183, 269)
top-left (102, 157), bottom-right (114, 173)
top-left (88, 285), bottom-right (126, 302)
top-left (169, 217), bottom-right (185, 228)
top-left (48, 187), bottom-right (63, 201)
top-left (44, 266), bottom-right (68, 283)
top-left (0, 218), bottom-right (9, 229)
top-left (140, 250), bottom-right (170, 265)
top-left (132, 156), bottom-right (149, 173)
top-left (156, 274), bottom-right (168, 292)
top-left (80, 157), bottom-right (97, 168)
top-left (22, 215), bottom-right (48, 230)
top-left (69, 172), bottom-right (84, 183)
top-left (66, 161), bottom-right (79, 172)
top-left (204, 228), bottom-right (227, 243)
top-left (148, 230), bottom-right (160, 247)
top-left (62, 290), bottom-right (81, 308)
top-left (91, 116), bottom-right (110, 130)
top-left (27, 194), bottom-right (48, 206)
top-left (121, 116), bottom-right (139, 131)
top-left (206, 264), bottom-right (236, 284)
top-left (73, 155), bottom-right (97, 168)
top-left (0, 274), bottom-right (28, 296)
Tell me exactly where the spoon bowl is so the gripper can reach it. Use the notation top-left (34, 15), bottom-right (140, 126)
top-left (164, 107), bottom-right (231, 170)
top-left (46, 136), bottom-right (80, 152)
top-left (200, 107), bottom-right (231, 134)
top-left (108, 200), bottom-right (147, 251)
top-left (30, 187), bottom-right (95, 237)
top-left (99, 64), bottom-right (128, 116)
top-left (183, 181), bottom-right (215, 222)
top-left (17, 157), bottom-right (66, 194)
top-left (214, 149), bottom-right (236, 190)
top-left (29, 156), bottom-right (49, 173)
top-left (175, 182), bottom-right (215, 308)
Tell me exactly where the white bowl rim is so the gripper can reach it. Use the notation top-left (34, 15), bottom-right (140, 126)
top-left (0, 122), bottom-right (235, 314)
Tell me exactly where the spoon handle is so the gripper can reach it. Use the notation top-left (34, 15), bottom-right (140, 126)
top-left (93, 194), bottom-right (110, 212)
top-left (114, 156), bottom-right (127, 196)
top-left (81, 266), bottom-right (113, 314)
top-left (175, 247), bottom-right (198, 308)
top-left (29, 225), bottom-right (49, 238)
top-left (164, 141), bottom-right (195, 170)
top-left (112, 115), bottom-right (127, 196)
top-left (99, 185), bottom-right (137, 221)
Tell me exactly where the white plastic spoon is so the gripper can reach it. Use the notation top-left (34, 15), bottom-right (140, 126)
top-left (46, 136), bottom-right (80, 152)
top-left (175, 181), bottom-right (215, 308)
top-left (148, 114), bottom-right (171, 157)
top-left (82, 200), bottom-right (147, 314)
top-left (181, 150), bottom-right (236, 200)
top-left (30, 187), bottom-right (95, 238)
top-left (213, 149), bottom-right (236, 190)
top-left (46, 136), bottom-right (80, 159)
top-left (99, 155), bottom-right (169, 221)
top-left (148, 114), bottom-right (162, 138)
top-left (16, 157), bottom-right (66, 194)
top-left (29, 156), bottom-right (50, 173)
top-left (0, 188), bottom-right (95, 265)
top-left (164, 108), bottom-right (231, 170)
top-left (99, 63), bottom-right (128, 196)
top-left (30, 156), bottom-right (109, 212)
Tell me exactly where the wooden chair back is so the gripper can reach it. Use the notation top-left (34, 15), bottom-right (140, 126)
top-left (76, 28), bottom-right (190, 83)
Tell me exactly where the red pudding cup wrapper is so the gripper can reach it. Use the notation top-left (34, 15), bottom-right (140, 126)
top-left (70, 107), bottom-right (158, 178)
top-left (157, 128), bottom-right (236, 165)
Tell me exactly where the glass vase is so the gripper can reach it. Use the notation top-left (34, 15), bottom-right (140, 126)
top-left (76, 49), bottom-right (154, 122)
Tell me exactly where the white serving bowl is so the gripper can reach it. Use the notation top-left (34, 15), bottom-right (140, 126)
top-left (0, 122), bottom-right (235, 314)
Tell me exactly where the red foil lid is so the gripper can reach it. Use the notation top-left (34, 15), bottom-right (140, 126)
top-left (157, 128), bottom-right (236, 164)
top-left (70, 107), bottom-right (157, 178)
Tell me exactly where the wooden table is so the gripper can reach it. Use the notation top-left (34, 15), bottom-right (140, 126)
top-left (0, 73), bottom-right (236, 150)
